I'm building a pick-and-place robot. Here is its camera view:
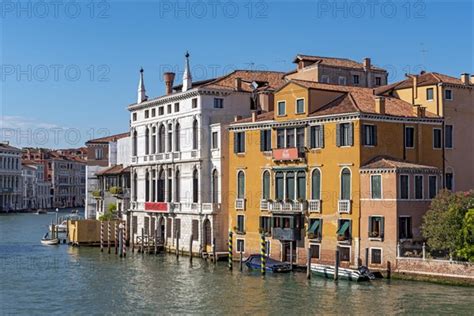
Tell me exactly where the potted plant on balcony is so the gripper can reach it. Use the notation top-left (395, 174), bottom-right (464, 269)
top-left (92, 190), bottom-right (102, 198)
top-left (109, 186), bottom-right (123, 195)
top-left (337, 234), bottom-right (347, 242)
top-left (369, 231), bottom-right (380, 238)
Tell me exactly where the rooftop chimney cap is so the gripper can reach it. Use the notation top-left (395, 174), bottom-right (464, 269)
top-left (363, 57), bottom-right (371, 70)
top-left (461, 73), bottom-right (470, 85)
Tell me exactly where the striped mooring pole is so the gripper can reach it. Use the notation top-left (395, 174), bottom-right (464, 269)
top-left (228, 230), bottom-right (233, 270)
top-left (115, 221), bottom-right (119, 255)
top-left (261, 233), bottom-right (266, 276)
top-left (123, 221), bottom-right (127, 258)
top-left (107, 221), bottom-right (111, 254)
top-left (100, 221), bottom-right (104, 252)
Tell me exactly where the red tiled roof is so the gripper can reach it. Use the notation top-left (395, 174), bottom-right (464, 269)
top-left (201, 70), bottom-right (287, 92)
top-left (375, 72), bottom-right (467, 94)
top-left (96, 164), bottom-right (129, 176)
top-left (361, 156), bottom-right (439, 171)
top-left (293, 54), bottom-right (386, 72)
top-left (232, 111), bottom-right (275, 124)
top-left (86, 132), bottom-right (129, 144)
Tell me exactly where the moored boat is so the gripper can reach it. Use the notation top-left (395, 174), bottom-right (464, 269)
top-left (310, 264), bottom-right (374, 281)
top-left (244, 254), bottom-right (292, 273)
top-left (40, 233), bottom-right (59, 245)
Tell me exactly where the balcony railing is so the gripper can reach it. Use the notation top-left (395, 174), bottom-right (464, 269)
top-left (235, 198), bottom-right (246, 210)
top-left (308, 200), bottom-right (321, 213)
top-left (202, 203), bottom-right (220, 214)
top-left (338, 200), bottom-right (351, 214)
top-left (260, 199), bottom-right (269, 211)
top-left (272, 147), bottom-right (305, 161)
top-left (270, 201), bottom-right (306, 213)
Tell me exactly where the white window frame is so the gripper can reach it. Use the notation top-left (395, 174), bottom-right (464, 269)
top-left (370, 174), bottom-right (383, 199)
top-left (338, 76), bottom-right (347, 85)
top-left (369, 247), bottom-right (383, 265)
top-left (236, 239), bottom-right (245, 252)
top-left (277, 100), bottom-right (286, 116)
top-left (309, 243), bottom-right (321, 259)
top-left (295, 98), bottom-right (305, 114)
top-left (236, 214), bottom-right (245, 233)
top-left (338, 245), bottom-right (352, 262)
top-left (211, 131), bottom-right (219, 150)
top-left (353, 74), bottom-right (360, 85)
top-left (363, 123), bottom-right (376, 147)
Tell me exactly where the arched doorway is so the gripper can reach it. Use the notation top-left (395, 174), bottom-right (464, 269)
top-left (158, 216), bottom-right (165, 242)
top-left (203, 219), bottom-right (212, 252)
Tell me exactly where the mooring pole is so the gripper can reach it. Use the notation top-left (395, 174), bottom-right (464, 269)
top-left (100, 221), bottom-right (104, 252)
top-left (212, 237), bottom-right (217, 265)
top-left (387, 261), bottom-right (391, 279)
top-left (107, 221), bottom-right (111, 254)
top-left (334, 249), bottom-right (340, 281)
top-left (261, 233), bottom-right (266, 276)
top-left (365, 248), bottom-right (369, 267)
top-left (307, 247), bottom-right (312, 280)
top-left (154, 229), bottom-right (158, 255)
top-left (228, 231), bottom-right (233, 270)
top-left (122, 221), bottom-right (127, 258)
top-left (141, 227), bottom-right (145, 254)
top-left (115, 221), bottom-right (118, 255)
top-left (118, 227), bottom-right (123, 258)
top-left (289, 242), bottom-right (293, 271)
top-left (240, 249), bottom-right (243, 272)
top-left (189, 234), bottom-right (193, 263)
top-left (176, 229), bottom-right (179, 259)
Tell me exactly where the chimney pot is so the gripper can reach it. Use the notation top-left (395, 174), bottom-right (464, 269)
top-left (461, 73), bottom-right (470, 85)
top-left (163, 72), bottom-right (176, 95)
top-left (251, 111), bottom-right (257, 122)
top-left (470, 75), bottom-right (474, 85)
top-left (374, 96), bottom-right (385, 114)
top-left (235, 77), bottom-right (242, 91)
top-left (363, 58), bottom-right (371, 70)
top-left (414, 105), bottom-right (426, 117)
top-left (234, 115), bottom-right (242, 122)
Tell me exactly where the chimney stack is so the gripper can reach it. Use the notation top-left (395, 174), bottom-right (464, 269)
top-left (414, 105), bottom-right (426, 117)
top-left (234, 115), bottom-right (242, 122)
top-left (363, 58), bottom-right (371, 70)
top-left (235, 77), bottom-right (242, 91)
top-left (163, 72), bottom-right (175, 95)
top-left (461, 73), bottom-right (470, 85)
top-left (251, 111), bottom-right (257, 122)
top-left (470, 75), bottom-right (474, 85)
top-left (374, 96), bottom-right (385, 114)
top-left (412, 75), bottom-right (418, 100)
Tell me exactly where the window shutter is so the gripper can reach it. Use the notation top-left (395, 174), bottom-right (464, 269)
top-left (336, 124), bottom-right (341, 147)
top-left (319, 125), bottom-right (325, 148)
top-left (241, 132), bottom-right (245, 152)
top-left (381, 217), bottom-right (384, 238)
top-left (234, 133), bottom-right (238, 153)
top-left (373, 125), bottom-right (378, 146)
top-left (260, 130), bottom-right (265, 152)
top-left (361, 125), bottom-right (366, 146)
top-left (348, 123), bottom-right (354, 146)
top-left (368, 217), bottom-right (372, 236)
top-left (307, 126), bottom-right (312, 148)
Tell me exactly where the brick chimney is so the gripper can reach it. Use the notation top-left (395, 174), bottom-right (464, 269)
top-left (251, 111), bottom-right (257, 122)
top-left (363, 58), bottom-right (371, 70)
top-left (234, 115), bottom-right (242, 122)
top-left (235, 77), bottom-right (242, 91)
top-left (412, 75), bottom-right (418, 100)
top-left (163, 72), bottom-right (175, 95)
top-left (461, 73), bottom-right (470, 85)
top-left (414, 105), bottom-right (426, 117)
top-left (374, 96), bottom-right (385, 114)
top-left (471, 75), bottom-right (474, 85)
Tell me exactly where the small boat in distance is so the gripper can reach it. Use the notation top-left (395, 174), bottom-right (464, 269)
top-left (310, 264), bottom-right (375, 282)
top-left (49, 214), bottom-right (82, 233)
top-left (36, 209), bottom-right (47, 215)
top-left (244, 254), bottom-right (292, 273)
top-left (41, 233), bottom-right (59, 245)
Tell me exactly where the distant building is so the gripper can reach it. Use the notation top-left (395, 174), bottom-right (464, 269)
top-left (0, 142), bottom-right (22, 212)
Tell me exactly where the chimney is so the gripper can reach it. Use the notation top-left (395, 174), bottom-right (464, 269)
top-left (414, 105), bottom-right (426, 117)
top-left (374, 96), bottom-right (385, 114)
top-left (234, 115), bottom-right (242, 122)
top-left (163, 72), bottom-right (175, 95)
top-left (412, 75), bottom-right (418, 100)
top-left (471, 75), bottom-right (474, 85)
top-left (363, 58), bottom-right (371, 71)
top-left (461, 73), bottom-right (470, 85)
top-left (251, 111), bottom-right (257, 122)
top-left (235, 77), bottom-right (242, 91)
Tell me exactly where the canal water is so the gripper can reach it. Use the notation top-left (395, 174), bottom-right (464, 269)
top-left (1, 211), bottom-right (473, 315)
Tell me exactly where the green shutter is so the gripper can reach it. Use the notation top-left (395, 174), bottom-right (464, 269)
top-left (312, 169), bottom-right (321, 200)
top-left (348, 123), bottom-right (354, 146)
top-left (336, 124), bottom-right (341, 147)
top-left (308, 220), bottom-right (320, 234)
top-left (319, 125), bottom-right (325, 148)
top-left (373, 125), bottom-right (378, 146)
top-left (337, 221), bottom-right (350, 235)
top-left (234, 133), bottom-right (238, 153)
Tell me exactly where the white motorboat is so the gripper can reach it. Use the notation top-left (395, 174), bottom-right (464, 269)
top-left (49, 214), bottom-right (82, 233)
top-left (41, 233), bottom-right (59, 245)
top-left (310, 263), bottom-right (374, 281)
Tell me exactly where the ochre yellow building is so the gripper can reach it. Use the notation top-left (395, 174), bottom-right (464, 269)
top-left (227, 79), bottom-right (444, 268)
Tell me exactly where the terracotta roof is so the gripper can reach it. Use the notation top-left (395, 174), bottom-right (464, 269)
top-left (293, 54), bottom-right (386, 72)
top-left (86, 132), bottom-right (129, 144)
top-left (0, 142), bottom-right (21, 151)
top-left (172, 78), bottom-right (216, 92)
top-left (361, 156), bottom-right (439, 171)
top-left (96, 164), bottom-right (129, 176)
top-left (291, 80), bottom-right (438, 118)
top-left (232, 111), bottom-right (275, 124)
top-left (375, 72), bottom-right (467, 94)
top-left (201, 70), bottom-right (287, 92)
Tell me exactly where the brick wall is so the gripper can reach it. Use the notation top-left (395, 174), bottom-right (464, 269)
top-left (396, 258), bottom-right (474, 280)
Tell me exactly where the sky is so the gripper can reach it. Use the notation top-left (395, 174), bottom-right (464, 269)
top-left (0, 0), bottom-right (472, 148)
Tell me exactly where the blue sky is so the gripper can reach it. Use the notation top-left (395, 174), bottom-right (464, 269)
top-left (1, 0), bottom-right (472, 148)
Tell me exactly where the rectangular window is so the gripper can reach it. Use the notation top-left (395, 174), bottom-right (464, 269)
top-left (363, 124), bottom-right (377, 146)
top-left (337, 123), bottom-right (353, 147)
top-left (260, 130), bottom-right (272, 152)
top-left (339, 246), bottom-right (351, 262)
top-left (212, 132), bottom-right (218, 149)
top-left (429, 175), bottom-right (437, 199)
top-left (192, 98), bottom-right (198, 108)
top-left (415, 175), bottom-right (423, 199)
top-left (145, 110), bottom-right (149, 119)
top-left (433, 128), bottom-right (442, 149)
top-left (95, 148), bottom-right (103, 160)
top-left (353, 75), bottom-right (360, 85)
top-left (277, 101), bottom-right (286, 116)
top-left (296, 99), bottom-right (305, 114)
top-left (368, 216), bottom-right (384, 238)
top-left (192, 220), bottom-right (199, 241)
top-left (308, 218), bottom-right (322, 239)
top-left (446, 173), bottom-right (453, 191)
top-left (236, 215), bottom-right (245, 233)
top-left (159, 107), bottom-right (164, 115)
top-left (445, 89), bottom-right (453, 100)
top-left (234, 132), bottom-right (245, 153)
top-left (338, 76), bottom-right (347, 85)
top-left (132, 113), bottom-right (137, 121)
top-left (426, 88), bottom-right (434, 101)
top-left (259, 216), bottom-right (272, 235)
top-left (175, 218), bottom-right (181, 239)
top-left (174, 102), bottom-right (180, 112)
top-left (166, 218), bottom-right (172, 238)
top-left (151, 108), bottom-right (156, 117)
top-left (445, 125), bottom-right (453, 149)
top-left (337, 219), bottom-right (352, 240)
top-left (310, 125), bottom-right (324, 149)
top-left (276, 129), bottom-right (285, 149)
top-left (399, 217), bottom-right (412, 239)
top-left (286, 128), bottom-right (295, 148)
top-left (236, 239), bottom-right (245, 252)
top-left (371, 248), bottom-right (382, 264)
top-left (214, 98), bottom-right (224, 109)
top-left (400, 175), bottom-right (409, 199)
top-left (375, 77), bottom-right (382, 86)
top-left (405, 127), bottom-right (415, 148)
top-left (310, 244), bottom-right (320, 259)
top-left (264, 241), bottom-right (271, 256)
top-left (167, 104), bottom-right (172, 113)
top-left (296, 128), bottom-right (305, 149)
top-left (321, 75), bottom-right (329, 83)
top-left (371, 175), bottom-right (382, 199)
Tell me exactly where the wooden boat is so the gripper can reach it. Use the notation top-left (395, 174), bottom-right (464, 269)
top-left (244, 254), bottom-right (292, 273)
top-left (41, 233), bottom-right (59, 245)
top-left (310, 264), bottom-right (374, 281)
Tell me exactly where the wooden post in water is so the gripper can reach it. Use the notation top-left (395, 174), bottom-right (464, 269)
top-left (289, 242), bottom-right (293, 271)
top-left (387, 261), bottom-right (391, 279)
top-left (334, 249), bottom-right (340, 281)
top-left (212, 237), bottom-right (216, 265)
top-left (131, 227), bottom-right (135, 254)
top-left (107, 221), bottom-right (111, 254)
top-left (115, 221), bottom-right (118, 255)
top-left (51, 219), bottom-right (54, 239)
top-left (261, 233), bottom-right (266, 276)
top-left (122, 222), bottom-right (127, 258)
top-left (228, 231), bottom-right (233, 270)
top-left (239, 249), bottom-right (243, 272)
top-left (154, 229), bottom-right (158, 255)
top-left (141, 228), bottom-right (145, 254)
top-left (307, 247), bottom-right (312, 280)
top-left (176, 229), bottom-right (179, 259)
top-left (100, 221), bottom-right (104, 252)
top-left (118, 227), bottom-right (123, 258)
top-left (365, 248), bottom-right (369, 267)
top-left (189, 234), bottom-right (193, 263)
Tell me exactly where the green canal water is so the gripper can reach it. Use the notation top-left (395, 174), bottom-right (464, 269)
top-left (1, 211), bottom-right (473, 315)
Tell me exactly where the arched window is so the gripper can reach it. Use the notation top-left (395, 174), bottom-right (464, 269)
top-left (286, 172), bottom-right (295, 200)
top-left (193, 169), bottom-right (199, 203)
top-left (212, 169), bottom-right (218, 203)
top-left (132, 130), bottom-right (137, 156)
top-left (262, 171), bottom-right (270, 200)
top-left (275, 172), bottom-right (284, 200)
top-left (296, 171), bottom-right (306, 200)
top-left (151, 126), bottom-right (156, 154)
top-left (157, 170), bottom-right (165, 202)
top-left (145, 127), bottom-right (150, 155)
top-left (167, 169), bottom-right (173, 202)
top-left (151, 170), bottom-right (156, 202)
top-left (341, 168), bottom-right (351, 200)
top-left (237, 171), bottom-right (245, 199)
top-left (167, 123), bottom-right (173, 152)
top-left (192, 119), bottom-right (198, 150)
top-left (159, 124), bottom-right (165, 153)
top-left (145, 170), bottom-right (150, 201)
top-left (175, 170), bottom-right (180, 202)
top-left (175, 123), bottom-right (180, 152)
top-left (311, 169), bottom-right (321, 200)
